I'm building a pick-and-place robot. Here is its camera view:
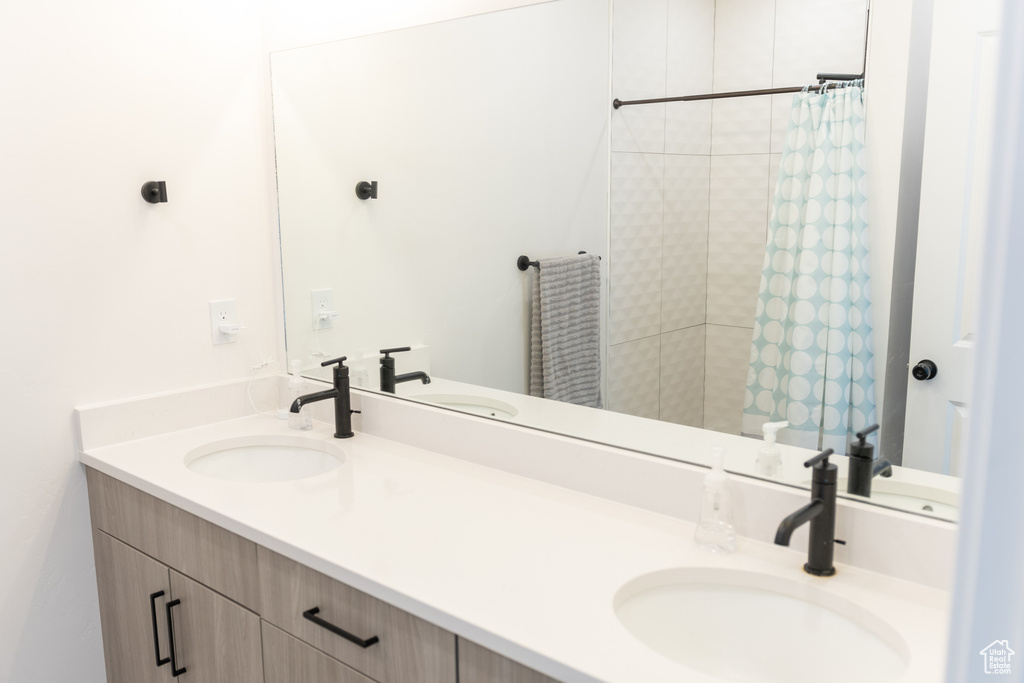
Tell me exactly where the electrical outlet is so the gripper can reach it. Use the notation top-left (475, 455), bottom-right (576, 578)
top-left (311, 289), bottom-right (335, 330)
top-left (209, 299), bottom-right (237, 345)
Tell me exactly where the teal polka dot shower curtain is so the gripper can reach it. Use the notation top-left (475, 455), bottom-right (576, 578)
top-left (742, 83), bottom-right (876, 452)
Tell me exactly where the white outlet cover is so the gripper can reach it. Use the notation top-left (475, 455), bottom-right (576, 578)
top-left (209, 299), bottom-right (237, 345)
top-left (311, 289), bottom-right (334, 330)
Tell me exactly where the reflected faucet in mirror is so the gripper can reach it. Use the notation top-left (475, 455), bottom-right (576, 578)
top-left (847, 424), bottom-right (893, 498)
top-left (379, 347), bottom-right (431, 393)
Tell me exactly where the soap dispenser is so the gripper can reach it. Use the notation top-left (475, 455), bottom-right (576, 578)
top-left (287, 360), bottom-right (313, 430)
top-left (755, 421), bottom-right (789, 479)
top-left (349, 350), bottom-right (369, 389)
top-left (695, 447), bottom-right (736, 554)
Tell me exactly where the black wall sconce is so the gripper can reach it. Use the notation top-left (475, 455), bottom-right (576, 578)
top-left (142, 181), bottom-right (168, 204)
top-left (355, 181), bottom-right (378, 200)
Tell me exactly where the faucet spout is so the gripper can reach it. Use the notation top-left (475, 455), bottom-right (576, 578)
top-left (395, 371), bottom-right (431, 386)
top-left (774, 499), bottom-right (824, 546)
top-left (290, 388), bottom-right (338, 413)
top-left (873, 459), bottom-right (893, 478)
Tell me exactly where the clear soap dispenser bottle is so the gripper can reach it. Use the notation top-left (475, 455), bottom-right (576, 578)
top-left (349, 350), bottom-right (369, 389)
top-left (287, 360), bottom-right (313, 430)
top-left (755, 420), bottom-right (789, 479)
top-left (695, 447), bottom-right (736, 554)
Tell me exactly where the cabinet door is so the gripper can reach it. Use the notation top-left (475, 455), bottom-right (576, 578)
top-left (262, 621), bottom-right (376, 683)
top-left (93, 530), bottom-right (174, 683)
top-left (457, 639), bottom-right (562, 683)
top-left (168, 570), bottom-right (264, 683)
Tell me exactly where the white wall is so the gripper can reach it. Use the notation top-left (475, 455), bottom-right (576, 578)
top-left (0, 0), bottom-right (555, 680)
top-left (261, 0), bottom-right (557, 52)
top-left (0, 1), bottom-right (280, 680)
top-left (272, 0), bottom-right (611, 394)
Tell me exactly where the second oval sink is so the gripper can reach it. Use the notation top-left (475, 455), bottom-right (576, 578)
top-left (615, 568), bottom-right (908, 683)
top-left (186, 435), bottom-right (344, 483)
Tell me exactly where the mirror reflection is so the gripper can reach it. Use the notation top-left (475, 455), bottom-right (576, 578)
top-left (271, 0), bottom-right (999, 523)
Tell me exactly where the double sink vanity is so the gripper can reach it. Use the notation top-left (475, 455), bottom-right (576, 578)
top-left (77, 375), bottom-right (953, 683)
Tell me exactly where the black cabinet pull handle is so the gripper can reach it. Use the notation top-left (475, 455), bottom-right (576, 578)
top-left (149, 591), bottom-right (170, 667)
top-left (303, 607), bottom-right (380, 648)
top-left (165, 599), bottom-right (187, 677)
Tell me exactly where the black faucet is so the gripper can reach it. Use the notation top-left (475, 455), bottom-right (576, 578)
top-left (775, 449), bottom-right (839, 577)
top-left (846, 424), bottom-right (893, 497)
top-left (379, 347), bottom-right (431, 393)
top-left (290, 357), bottom-right (357, 439)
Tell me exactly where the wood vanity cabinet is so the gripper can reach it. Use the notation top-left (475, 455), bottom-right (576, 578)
top-left (86, 467), bottom-right (564, 683)
top-left (457, 639), bottom-right (562, 683)
top-left (92, 530), bottom-right (263, 683)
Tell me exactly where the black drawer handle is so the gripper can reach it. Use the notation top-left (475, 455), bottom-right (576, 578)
top-left (303, 607), bottom-right (380, 649)
top-left (149, 591), bottom-right (170, 667)
top-left (165, 599), bottom-right (187, 677)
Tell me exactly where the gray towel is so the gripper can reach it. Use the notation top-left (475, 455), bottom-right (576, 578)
top-left (529, 254), bottom-right (602, 408)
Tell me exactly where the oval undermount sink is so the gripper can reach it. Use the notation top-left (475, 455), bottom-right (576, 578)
top-left (185, 435), bottom-right (344, 483)
top-left (615, 568), bottom-right (908, 683)
top-left (410, 393), bottom-right (518, 419)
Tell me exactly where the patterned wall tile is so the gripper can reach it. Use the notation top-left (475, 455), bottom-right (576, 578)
top-left (712, 0), bottom-right (775, 92)
top-left (607, 335), bottom-right (661, 419)
top-left (703, 324), bottom-right (755, 434)
top-left (770, 93), bottom-right (795, 154)
top-left (707, 154), bottom-right (770, 327)
top-left (660, 325), bottom-right (705, 427)
top-left (772, 0), bottom-right (868, 86)
top-left (612, 0), bottom-right (669, 153)
top-left (665, 0), bottom-right (715, 154)
top-left (711, 97), bottom-right (773, 155)
top-left (662, 154), bottom-right (709, 332)
top-left (767, 153), bottom-right (782, 217)
top-left (610, 152), bottom-right (664, 345)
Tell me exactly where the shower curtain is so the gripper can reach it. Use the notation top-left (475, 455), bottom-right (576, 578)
top-left (742, 82), bottom-right (876, 452)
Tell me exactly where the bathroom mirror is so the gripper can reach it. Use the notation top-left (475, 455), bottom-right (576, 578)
top-left (271, 0), bottom-right (997, 522)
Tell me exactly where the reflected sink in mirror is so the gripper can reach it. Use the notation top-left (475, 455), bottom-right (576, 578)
top-left (801, 476), bottom-right (960, 520)
top-left (404, 393), bottom-right (518, 419)
top-left (615, 568), bottom-right (908, 683)
top-left (186, 436), bottom-right (344, 483)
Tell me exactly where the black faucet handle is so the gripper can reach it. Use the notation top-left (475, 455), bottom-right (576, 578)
top-left (855, 423), bottom-right (880, 442)
top-left (321, 356), bottom-right (348, 368)
top-left (804, 448), bottom-right (835, 468)
top-left (379, 347), bottom-right (412, 358)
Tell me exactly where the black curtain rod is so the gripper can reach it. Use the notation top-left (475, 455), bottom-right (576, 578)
top-left (613, 73), bottom-right (864, 109)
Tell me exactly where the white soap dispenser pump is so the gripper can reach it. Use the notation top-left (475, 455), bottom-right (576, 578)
top-left (755, 420), bottom-right (789, 479)
top-left (695, 447), bottom-right (736, 554)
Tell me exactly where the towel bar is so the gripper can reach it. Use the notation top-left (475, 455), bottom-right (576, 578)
top-left (517, 252), bottom-right (601, 271)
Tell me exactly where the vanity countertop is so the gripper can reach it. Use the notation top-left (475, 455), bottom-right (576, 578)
top-left (79, 411), bottom-right (949, 683)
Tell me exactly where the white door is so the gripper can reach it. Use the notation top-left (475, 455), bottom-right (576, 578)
top-left (902, 0), bottom-right (1000, 474)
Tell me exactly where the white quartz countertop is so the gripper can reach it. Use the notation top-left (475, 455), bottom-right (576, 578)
top-left (80, 413), bottom-right (949, 683)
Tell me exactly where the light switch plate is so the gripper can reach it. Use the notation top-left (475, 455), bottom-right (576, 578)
top-left (209, 299), bottom-right (237, 345)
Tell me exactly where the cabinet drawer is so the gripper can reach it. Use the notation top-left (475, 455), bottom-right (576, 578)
top-left (458, 638), bottom-right (562, 683)
top-left (262, 622), bottom-right (375, 683)
top-left (258, 547), bottom-right (456, 683)
top-left (86, 467), bottom-right (260, 611)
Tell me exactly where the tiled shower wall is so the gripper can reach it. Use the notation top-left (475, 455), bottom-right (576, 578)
top-left (607, 0), bottom-right (868, 433)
